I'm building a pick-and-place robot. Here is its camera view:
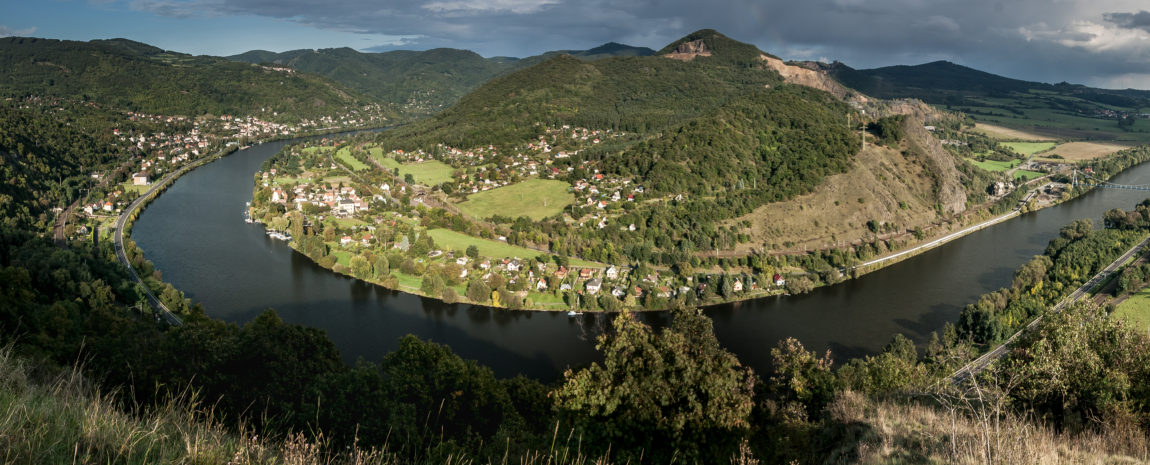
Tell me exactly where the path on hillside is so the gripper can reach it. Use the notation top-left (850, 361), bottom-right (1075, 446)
top-left (854, 188), bottom-right (1040, 270)
top-left (948, 234), bottom-right (1150, 385)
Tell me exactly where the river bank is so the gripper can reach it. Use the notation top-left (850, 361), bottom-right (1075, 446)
top-left (112, 125), bottom-right (390, 322)
top-left (131, 130), bottom-right (1150, 378)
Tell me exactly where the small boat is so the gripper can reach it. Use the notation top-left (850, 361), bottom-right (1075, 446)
top-left (568, 311), bottom-right (582, 317)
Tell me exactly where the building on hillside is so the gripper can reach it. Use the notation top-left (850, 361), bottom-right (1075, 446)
top-left (132, 173), bottom-right (149, 185)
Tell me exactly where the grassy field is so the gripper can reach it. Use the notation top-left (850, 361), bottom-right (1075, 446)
top-left (369, 149), bottom-right (455, 186)
top-left (968, 158), bottom-right (1024, 172)
top-left (1040, 141), bottom-right (1130, 161)
top-left (457, 178), bottom-right (573, 220)
top-left (427, 228), bottom-right (599, 267)
top-left (401, 161), bottom-right (455, 186)
top-left (119, 182), bottom-right (149, 195)
top-left (329, 217), bottom-right (367, 228)
top-left (319, 175), bottom-right (352, 185)
top-left (1001, 141), bottom-right (1057, 156)
top-left (1013, 170), bottom-right (1046, 181)
top-left (1115, 288), bottom-right (1150, 334)
top-left (335, 148), bottom-right (370, 171)
top-left (972, 123), bottom-right (1054, 141)
top-left (428, 228), bottom-right (545, 260)
top-left (330, 249), bottom-right (352, 266)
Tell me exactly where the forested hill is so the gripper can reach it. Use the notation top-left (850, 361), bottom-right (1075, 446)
top-left (226, 42), bottom-right (654, 119)
top-left (359, 30), bottom-right (861, 265)
top-left (0, 37), bottom-right (367, 121)
top-left (827, 59), bottom-right (1150, 108)
top-left (375, 29), bottom-right (793, 150)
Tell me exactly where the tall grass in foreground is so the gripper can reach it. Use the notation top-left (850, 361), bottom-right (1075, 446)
top-left (828, 390), bottom-right (1149, 465)
top-left (0, 345), bottom-right (614, 464)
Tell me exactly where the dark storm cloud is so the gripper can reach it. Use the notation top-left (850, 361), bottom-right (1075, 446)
top-left (1105, 10), bottom-right (1150, 31)
top-left (127, 0), bottom-right (1150, 88)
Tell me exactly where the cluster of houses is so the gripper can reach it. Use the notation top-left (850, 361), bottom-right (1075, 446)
top-left (75, 102), bottom-right (386, 223)
top-left (267, 181), bottom-right (378, 217)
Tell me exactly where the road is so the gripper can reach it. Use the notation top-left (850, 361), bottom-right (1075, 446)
top-left (111, 153), bottom-right (228, 327)
top-left (948, 234), bottom-right (1150, 384)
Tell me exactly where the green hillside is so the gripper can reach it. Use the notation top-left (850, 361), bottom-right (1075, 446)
top-left (375, 30), bottom-right (787, 150)
top-left (352, 30), bottom-right (860, 268)
top-left (0, 37), bottom-right (367, 121)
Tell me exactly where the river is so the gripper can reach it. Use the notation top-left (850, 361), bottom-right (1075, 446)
top-left (132, 138), bottom-right (1150, 380)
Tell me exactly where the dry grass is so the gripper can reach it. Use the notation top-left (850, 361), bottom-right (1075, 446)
top-left (735, 143), bottom-right (940, 253)
top-left (828, 390), bottom-right (1148, 465)
top-left (1042, 141), bottom-right (1131, 161)
top-left (973, 123), bottom-right (1056, 141)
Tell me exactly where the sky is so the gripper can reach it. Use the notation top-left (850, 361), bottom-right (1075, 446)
top-left (4, 0), bottom-right (1150, 89)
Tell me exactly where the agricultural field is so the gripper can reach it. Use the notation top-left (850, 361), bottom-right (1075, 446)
top-left (973, 123), bottom-right (1054, 141)
top-left (335, 148), bottom-right (370, 171)
top-left (456, 178), bottom-right (573, 221)
top-left (957, 94), bottom-right (1150, 144)
top-left (1039, 141), bottom-right (1130, 161)
top-left (369, 149), bottom-right (455, 186)
top-left (427, 228), bottom-right (599, 267)
top-left (1115, 288), bottom-right (1150, 334)
top-left (1001, 141), bottom-right (1056, 156)
top-left (967, 158), bottom-right (1024, 172)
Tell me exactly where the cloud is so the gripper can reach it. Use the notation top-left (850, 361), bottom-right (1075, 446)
top-left (116, 0), bottom-right (1150, 88)
top-left (1104, 10), bottom-right (1150, 31)
top-left (0, 25), bottom-right (37, 37)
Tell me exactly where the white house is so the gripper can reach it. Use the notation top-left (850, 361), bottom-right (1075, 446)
top-left (586, 278), bottom-right (603, 295)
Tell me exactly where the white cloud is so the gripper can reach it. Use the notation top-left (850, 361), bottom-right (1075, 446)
top-left (0, 25), bottom-right (37, 37)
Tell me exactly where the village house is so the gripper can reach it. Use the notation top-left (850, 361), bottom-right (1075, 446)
top-left (340, 235), bottom-right (353, 246)
top-left (605, 265), bottom-right (619, 280)
top-left (585, 279), bottom-right (602, 294)
top-left (132, 173), bottom-right (149, 185)
top-left (774, 274), bottom-right (786, 287)
top-left (732, 279), bottom-right (743, 293)
top-left (579, 268), bottom-right (594, 280)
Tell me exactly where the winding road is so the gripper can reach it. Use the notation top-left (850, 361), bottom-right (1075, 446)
top-left (111, 150), bottom-right (232, 327)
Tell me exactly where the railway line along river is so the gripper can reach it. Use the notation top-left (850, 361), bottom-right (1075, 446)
top-left (133, 137), bottom-right (1150, 379)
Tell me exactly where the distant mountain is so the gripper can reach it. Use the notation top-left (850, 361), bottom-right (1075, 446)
top-left (0, 37), bottom-right (367, 121)
top-left (227, 42), bottom-right (656, 119)
top-left (827, 60), bottom-right (1150, 109)
top-left (229, 47), bottom-right (506, 118)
